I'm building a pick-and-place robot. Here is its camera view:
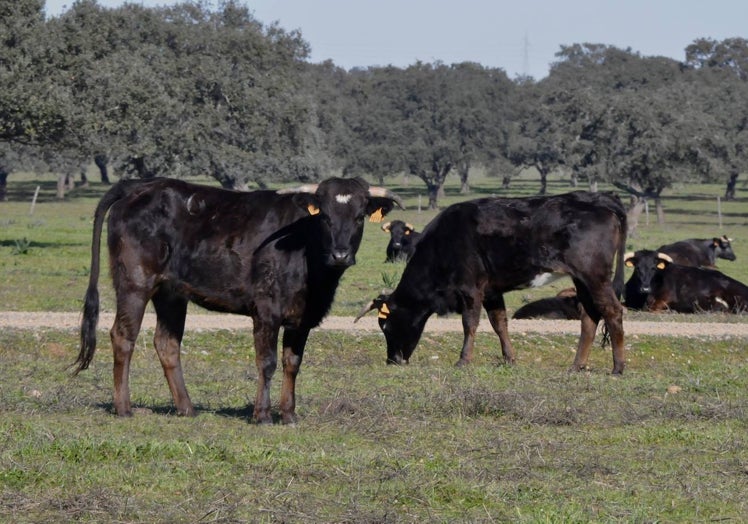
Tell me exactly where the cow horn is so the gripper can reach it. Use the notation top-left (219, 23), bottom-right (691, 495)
top-left (405, 223), bottom-right (415, 230)
top-left (623, 251), bottom-right (635, 262)
top-left (368, 186), bottom-right (405, 209)
top-left (354, 299), bottom-right (378, 323)
top-left (277, 184), bottom-right (318, 194)
top-left (381, 221), bottom-right (392, 232)
top-left (656, 252), bottom-right (674, 263)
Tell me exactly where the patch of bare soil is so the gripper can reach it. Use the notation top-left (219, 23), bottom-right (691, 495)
top-left (1, 311), bottom-right (747, 337)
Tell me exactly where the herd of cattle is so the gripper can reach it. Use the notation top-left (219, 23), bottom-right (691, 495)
top-left (72, 178), bottom-right (744, 424)
top-left (513, 234), bottom-right (747, 319)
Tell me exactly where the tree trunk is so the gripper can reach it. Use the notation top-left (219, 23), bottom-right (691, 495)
top-left (427, 183), bottom-right (440, 209)
top-left (536, 164), bottom-right (548, 195)
top-left (0, 167), bottom-right (7, 201)
top-left (725, 172), bottom-right (738, 201)
top-left (626, 197), bottom-right (646, 238)
top-left (458, 159), bottom-right (470, 194)
top-left (655, 196), bottom-right (665, 225)
top-left (56, 174), bottom-right (67, 199)
top-left (588, 179), bottom-right (598, 192)
top-left (94, 154), bottom-right (111, 184)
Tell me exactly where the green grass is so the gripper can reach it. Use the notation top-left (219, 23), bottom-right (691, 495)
top-left (1, 328), bottom-right (747, 522)
top-left (1, 171), bottom-right (748, 521)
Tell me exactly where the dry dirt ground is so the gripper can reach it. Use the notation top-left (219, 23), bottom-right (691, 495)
top-left (2, 311), bottom-right (747, 337)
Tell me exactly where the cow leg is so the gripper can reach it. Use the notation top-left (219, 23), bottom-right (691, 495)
top-left (484, 307), bottom-right (516, 365)
top-left (574, 280), bottom-right (625, 375)
top-left (570, 305), bottom-right (598, 372)
top-left (252, 320), bottom-right (279, 424)
top-left (456, 299), bottom-right (483, 367)
top-left (279, 327), bottom-right (310, 425)
top-left (482, 292), bottom-right (515, 365)
top-left (110, 294), bottom-right (148, 416)
top-left (151, 291), bottom-right (194, 416)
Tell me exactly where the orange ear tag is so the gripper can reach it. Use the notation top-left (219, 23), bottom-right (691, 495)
top-left (378, 303), bottom-right (390, 319)
top-left (307, 204), bottom-right (320, 215)
top-left (656, 262), bottom-right (666, 270)
top-left (369, 207), bottom-right (384, 222)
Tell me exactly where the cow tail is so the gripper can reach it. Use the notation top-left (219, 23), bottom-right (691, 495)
top-left (72, 183), bottom-right (126, 375)
top-left (612, 205), bottom-right (628, 300)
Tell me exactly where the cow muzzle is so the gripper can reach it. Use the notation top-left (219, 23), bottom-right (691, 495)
top-left (328, 250), bottom-right (355, 267)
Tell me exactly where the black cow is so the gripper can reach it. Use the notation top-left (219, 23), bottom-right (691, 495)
top-left (625, 235), bottom-right (736, 309)
top-left (73, 177), bottom-right (402, 424)
top-left (357, 191), bottom-right (628, 374)
top-left (512, 288), bottom-right (581, 320)
top-left (624, 250), bottom-right (748, 313)
top-left (657, 235), bottom-right (736, 268)
top-left (381, 220), bottom-right (421, 262)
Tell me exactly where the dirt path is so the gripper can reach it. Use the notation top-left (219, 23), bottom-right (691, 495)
top-left (2, 311), bottom-right (747, 337)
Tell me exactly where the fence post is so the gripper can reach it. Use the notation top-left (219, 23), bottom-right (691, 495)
top-left (717, 196), bottom-right (722, 229)
top-left (29, 185), bottom-right (40, 216)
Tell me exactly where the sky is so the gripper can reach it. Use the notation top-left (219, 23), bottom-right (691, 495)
top-left (43, 0), bottom-right (748, 80)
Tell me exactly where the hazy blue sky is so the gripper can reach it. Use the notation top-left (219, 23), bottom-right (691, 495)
top-left (44, 0), bottom-right (748, 79)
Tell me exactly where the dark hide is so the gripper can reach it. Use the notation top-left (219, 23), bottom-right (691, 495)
top-left (382, 220), bottom-right (421, 262)
top-left (359, 191), bottom-right (628, 374)
top-left (624, 249), bottom-right (748, 313)
top-left (74, 177), bottom-right (401, 424)
top-left (625, 236), bottom-right (736, 308)
top-left (512, 288), bottom-right (581, 320)
top-left (657, 235), bottom-right (736, 268)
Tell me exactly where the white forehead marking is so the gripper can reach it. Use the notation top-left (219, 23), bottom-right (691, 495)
top-left (335, 194), bottom-right (352, 204)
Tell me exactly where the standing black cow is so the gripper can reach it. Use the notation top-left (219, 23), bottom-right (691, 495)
top-left (657, 235), bottom-right (736, 268)
top-left (624, 250), bottom-right (748, 313)
top-left (73, 177), bottom-right (402, 424)
top-left (381, 220), bottom-right (421, 262)
top-left (357, 191), bottom-right (628, 374)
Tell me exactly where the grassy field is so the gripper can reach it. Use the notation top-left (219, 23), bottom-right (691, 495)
top-left (1, 171), bottom-right (748, 522)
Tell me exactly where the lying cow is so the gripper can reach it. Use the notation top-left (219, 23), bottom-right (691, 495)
top-left (512, 288), bottom-right (581, 320)
top-left (657, 235), bottom-right (736, 268)
top-left (357, 191), bottom-right (628, 374)
top-left (624, 249), bottom-right (748, 313)
top-left (625, 235), bottom-right (737, 309)
top-left (74, 177), bottom-right (402, 424)
top-left (381, 220), bottom-right (421, 262)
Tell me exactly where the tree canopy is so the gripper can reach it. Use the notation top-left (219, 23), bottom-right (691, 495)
top-left (2, 1), bottom-right (747, 207)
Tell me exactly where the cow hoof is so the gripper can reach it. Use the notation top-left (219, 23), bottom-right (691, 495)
top-left (281, 413), bottom-right (299, 425)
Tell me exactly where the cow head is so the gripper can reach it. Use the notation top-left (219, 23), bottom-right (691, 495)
top-left (381, 220), bottom-right (416, 251)
top-left (624, 250), bottom-right (673, 294)
top-left (355, 293), bottom-right (428, 364)
top-left (713, 235), bottom-right (736, 261)
top-left (280, 177), bottom-right (403, 267)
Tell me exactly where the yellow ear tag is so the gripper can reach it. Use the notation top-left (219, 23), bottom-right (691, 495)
top-left (656, 262), bottom-right (666, 270)
top-left (307, 204), bottom-right (320, 215)
top-left (369, 207), bottom-right (384, 223)
top-left (625, 260), bottom-right (634, 268)
top-left (377, 303), bottom-right (390, 319)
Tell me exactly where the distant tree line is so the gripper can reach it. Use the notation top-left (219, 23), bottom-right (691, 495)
top-left (2, 0), bottom-right (748, 210)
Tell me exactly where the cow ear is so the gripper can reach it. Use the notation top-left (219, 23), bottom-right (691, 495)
top-left (366, 198), bottom-right (397, 222)
top-left (354, 293), bottom-right (390, 322)
top-left (292, 193), bottom-right (321, 216)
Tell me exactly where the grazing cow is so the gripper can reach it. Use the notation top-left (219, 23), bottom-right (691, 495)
top-left (356, 191), bottom-right (628, 374)
top-left (512, 288), bottom-right (581, 320)
top-left (624, 250), bottom-right (748, 313)
top-left (381, 220), bottom-right (421, 262)
top-left (73, 177), bottom-right (402, 424)
top-left (657, 235), bottom-right (736, 268)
